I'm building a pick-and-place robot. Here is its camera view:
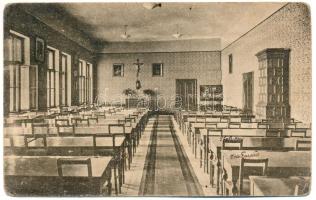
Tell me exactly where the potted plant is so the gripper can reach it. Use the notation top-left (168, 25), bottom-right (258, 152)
top-left (123, 88), bottom-right (139, 108)
top-left (143, 89), bottom-right (158, 111)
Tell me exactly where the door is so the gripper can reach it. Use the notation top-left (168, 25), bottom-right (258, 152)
top-left (243, 72), bottom-right (254, 114)
top-left (176, 79), bottom-right (197, 111)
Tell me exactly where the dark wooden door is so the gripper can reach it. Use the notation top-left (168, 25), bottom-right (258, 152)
top-left (243, 72), bottom-right (254, 114)
top-left (176, 79), bottom-right (197, 111)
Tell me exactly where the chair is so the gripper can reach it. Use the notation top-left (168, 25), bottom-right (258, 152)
top-left (57, 158), bottom-right (101, 195)
top-left (88, 117), bottom-right (98, 125)
top-left (83, 114), bottom-right (93, 119)
top-left (23, 134), bottom-right (47, 156)
top-left (73, 118), bottom-right (89, 127)
top-left (229, 122), bottom-right (241, 129)
top-left (220, 117), bottom-right (229, 123)
top-left (266, 122), bottom-right (285, 137)
top-left (205, 123), bottom-right (217, 129)
top-left (32, 122), bottom-right (49, 135)
top-left (290, 128), bottom-right (308, 138)
top-left (295, 140), bottom-right (311, 151)
top-left (257, 122), bottom-right (269, 129)
top-left (95, 111), bottom-right (106, 119)
top-left (223, 158), bottom-right (269, 196)
top-left (57, 124), bottom-right (75, 136)
top-left (239, 158), bottom-right (269, 195)
top-left (222, 138), bottom-right (243, 150)
top-left (292, 176), bottom-right (311, 196)
top-left (207, 128), bottom-right (223, 137)
top-left (55, 119), bottom-right (70, 127)
top-left (241, 118), bottom-right (252, 123)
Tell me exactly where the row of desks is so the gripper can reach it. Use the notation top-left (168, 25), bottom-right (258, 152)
top-left (5, 106), bottom-right (121, 125)
top-left (4, 107), bottom-right (150, 196)
top-left (175, 111), bottom-right (311, 196)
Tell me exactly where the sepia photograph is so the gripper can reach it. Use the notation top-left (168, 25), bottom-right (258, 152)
top-left (2, 1), bottom-right (312, 197)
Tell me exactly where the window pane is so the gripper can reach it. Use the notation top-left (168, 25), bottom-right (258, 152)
top-left (30, 88), bottom-right (37, 109)
top-left (50, 72), bottom-right (55, 89)
top-left (47, 71), bottom-right (50, 89)
top-left (15, 86), bottom-right (20, 111)
top-left (83, 62), bottom-right (86, 76)
top-left (61, 55), bottom-right (67, 72)
top-left (10, 87), bottom-right (15, 112)
top-left (229, 54), bottom-right (233, 73)
top-left (48, 50), bottom-right (54, 69)
top-left (4, 36), bottom-right (13, 61)
top-left (50, 89), bottom-right (55, 107)
top-left (14, 37), bottom-right (22, 62)
top-left (79, 61), bottom-right (82, 75)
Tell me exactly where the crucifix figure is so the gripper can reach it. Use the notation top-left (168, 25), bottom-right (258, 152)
top-left (133, 58), bottom-right (144, 90)
top-left (134, 58), bottom-right (144, 78)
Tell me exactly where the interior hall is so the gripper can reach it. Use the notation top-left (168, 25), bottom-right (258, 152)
top-left (3, 2), bottom-right (311, 197)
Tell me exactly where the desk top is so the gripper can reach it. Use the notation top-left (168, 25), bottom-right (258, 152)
top-left (4, 125), bottom-right (133, 136)
top-left (208, 137), bottom-right (311, 152)
top-left (200, 128), bottom-right (267, 137)
top-left (5, 136), bottom-right (125, 148)
top-left (4, 156), bottom-right (111, 177)
top-left (249, 176), bottom-right (310, 196)
top-left (222, 150), bottom-right (311, 169)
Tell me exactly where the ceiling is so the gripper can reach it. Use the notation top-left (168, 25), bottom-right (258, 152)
top-left (24, 2), bottom-right (287, 48)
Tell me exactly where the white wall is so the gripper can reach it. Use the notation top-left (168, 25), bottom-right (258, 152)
top-left (221, 3), bottom-right (311, 123)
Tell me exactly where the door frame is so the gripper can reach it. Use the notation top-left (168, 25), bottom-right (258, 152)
top-left (175, 79), bottom-right (197, 111)
top-left (242, 71), bottom-right (254, 114)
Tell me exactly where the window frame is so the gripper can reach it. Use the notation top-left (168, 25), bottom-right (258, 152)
top-left (152, 63), bottom-right (163, 77)
top-left (46, 46), bottom-right (59, 108)
top-left (228, 54), bottom-right (233, 74)
top-left (6, 34), bottom-right (25, 65)
top-left (5, 30), bottom-right (31, 113)
top-left (86, 62), bottom-right (93, 104)
top-left (60, 52), bottom-right (68, 106)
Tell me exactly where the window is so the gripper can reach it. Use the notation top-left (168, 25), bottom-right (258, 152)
top-left (86, 63), bottom-right (93, 104)
top-left (79, 60), bottom-right (86, 104)
top-left (152, 63), bottom-right (163, 77)
top-left (47, 48), bottom-right (57, 107)
top-left (4, 30), bottom-right (34, 113)
top-left (228, 54), bottom-right (233, 74)
top-left (29, 65), bottom-right (38, 110)
top-left (5, 34), bottom-right (24, 112)
top-left (60, 53), bottom-right (68, 106)
top-left (5, 34), bottom-right (24, 64)
top-left (46, 46), bottom-right (61, 108)
top-left (113, 64), bottom-right (124, 77)
top-left (78, 60), bottom-right (93, 104)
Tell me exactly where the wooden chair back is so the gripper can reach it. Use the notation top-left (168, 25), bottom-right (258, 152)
top-left (239, 158), bottom-right (269, 194)
top-left (222, 138), bottom-right (243, 150)
top-left (57, 158), bottom-right (92, 177)
top-left (295, 140), bottom-right (311, 151)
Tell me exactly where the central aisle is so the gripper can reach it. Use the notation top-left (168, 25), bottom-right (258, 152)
top-left (139, 115), bottom-right (204, 196)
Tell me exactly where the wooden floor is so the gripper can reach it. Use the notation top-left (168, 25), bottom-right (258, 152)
top-left (121, 115), bottom-right (204, 196)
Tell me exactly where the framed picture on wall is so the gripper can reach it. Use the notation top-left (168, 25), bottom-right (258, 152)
top-left (200, 85), bottom-right (223, 101)
top-left (35, 37), bottom-right (45, 62)
top-left (113, 63), bottom-right (124, 77)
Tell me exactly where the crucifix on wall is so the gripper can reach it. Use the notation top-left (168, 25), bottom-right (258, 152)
top-left (133, 58), bottom-right (144, 90)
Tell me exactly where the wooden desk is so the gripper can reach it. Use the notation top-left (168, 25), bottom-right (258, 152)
top-left (4, 156), bottom-right (113, 196)
top-left (206, 137), bottom-right (311, 192)
top-left (249, 176), bottom-right (310, 196)
top-left (199, 128), bottom-right (267, 175)
top-left (221, 150), bottom-right (311, 195)
top-left (4, 135), bottom-right (127, 190)
top-left (4, 135), bottom-right (125, 151)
